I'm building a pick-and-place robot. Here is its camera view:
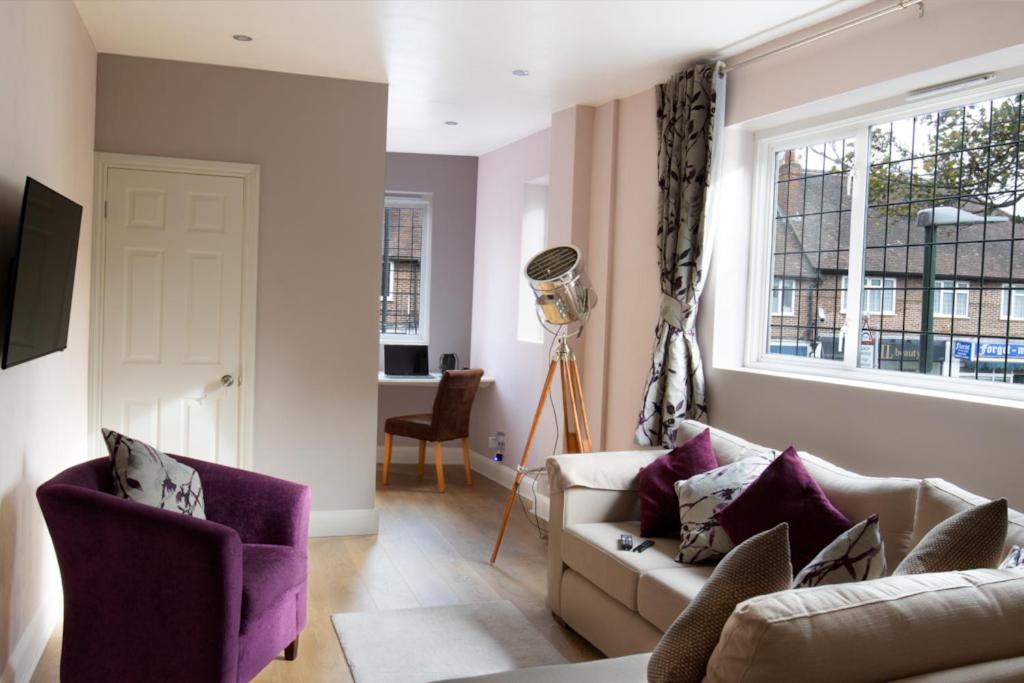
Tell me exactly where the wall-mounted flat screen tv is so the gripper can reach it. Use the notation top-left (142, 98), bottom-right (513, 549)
top-left (2, 178), bottom-right (83, 369)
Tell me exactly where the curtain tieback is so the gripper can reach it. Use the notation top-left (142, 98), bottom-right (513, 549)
top-left (659, 293), bottom-right (693, 330)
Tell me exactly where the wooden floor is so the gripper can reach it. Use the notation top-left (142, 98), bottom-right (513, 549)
top-left (31, 464), bottom-right (600, 682)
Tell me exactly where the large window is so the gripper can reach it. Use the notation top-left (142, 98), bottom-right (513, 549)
top-left (380, 194), bottom-right (431, 342)
top-left (756, 85), bottom-right (1024, 390)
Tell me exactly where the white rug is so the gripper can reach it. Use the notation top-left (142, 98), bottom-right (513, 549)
top-left (332, 600), bottom-right (567, 683)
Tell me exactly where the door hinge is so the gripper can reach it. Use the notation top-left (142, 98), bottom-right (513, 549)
top-left (103, 201), bottom-right (108, 219)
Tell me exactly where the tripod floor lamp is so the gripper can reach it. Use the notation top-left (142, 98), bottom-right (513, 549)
top-left (490, 245), bottom-right (596, 564)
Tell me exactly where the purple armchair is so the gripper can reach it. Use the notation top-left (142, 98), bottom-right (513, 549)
top-left (37, 455), bottom-right (311, 683)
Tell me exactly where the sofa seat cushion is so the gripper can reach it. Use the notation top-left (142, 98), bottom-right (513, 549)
top-left (562, 521), bottom-right (678, 609)
top-left (637, 565), bottom-right (715, 631)
top-left (434, 653), bottom-right (651, 683)
top-left (241, 543), bottom-right (307, 628)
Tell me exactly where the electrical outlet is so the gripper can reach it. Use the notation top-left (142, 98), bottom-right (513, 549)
top-left (487, 431), bottom-right (506, 449)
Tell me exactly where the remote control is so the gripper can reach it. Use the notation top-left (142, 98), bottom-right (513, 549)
top-left (619, 534), bottom-right (634, 551)
top-left (632, 539), bottom-right (655, 553)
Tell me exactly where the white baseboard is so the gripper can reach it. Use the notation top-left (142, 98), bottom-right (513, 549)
top-left (309, 508), bottom-right (380, 537)
top-left (469, 452), bottom-right (550, 523)
top-left (2, 590), bottom-right (59, 683)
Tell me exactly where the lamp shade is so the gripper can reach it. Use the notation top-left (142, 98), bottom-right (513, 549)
top-left (524, 245), bottom-right (595, 326)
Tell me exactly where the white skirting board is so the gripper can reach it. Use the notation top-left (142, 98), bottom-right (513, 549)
top-left (2, 589), bottom-right (59, 683)
top-left (309, 508), bottom-right (380, 537)
top-left (375, 445), bottom-right (551, 523)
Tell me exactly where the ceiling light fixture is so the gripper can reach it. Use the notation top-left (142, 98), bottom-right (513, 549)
top-left (444, 121), bottom-right (459, 126)
top-left (232, 34), bottom-right (253, 42)
top-left (512, 69), bottom-right (530, 77)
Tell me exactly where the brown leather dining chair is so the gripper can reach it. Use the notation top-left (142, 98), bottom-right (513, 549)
top-left (382, 369), bottom-right (484, 493)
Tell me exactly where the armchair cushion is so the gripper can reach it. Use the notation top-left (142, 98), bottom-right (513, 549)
top-left (241, 544), bottom-right (308, 630)
top-left (103, 428), bottom-right (206, 517)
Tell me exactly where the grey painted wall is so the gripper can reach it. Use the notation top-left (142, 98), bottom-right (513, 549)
top-left (377, 153), bottom-right (478, 446)
top-left (95, 55), bottom-right (388, 515)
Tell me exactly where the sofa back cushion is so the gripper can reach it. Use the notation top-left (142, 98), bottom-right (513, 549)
top-left (704, 569), bottom-right (1024, 683)
top-left (912, 478), bottom-right (1024, 554)
top-left (678, 421), bottom-right (920, 570)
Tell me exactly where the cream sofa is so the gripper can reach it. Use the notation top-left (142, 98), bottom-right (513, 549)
top-left (441, 420), bottom-right (1024, 683)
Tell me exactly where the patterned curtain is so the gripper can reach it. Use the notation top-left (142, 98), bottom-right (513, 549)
top-left (635, 62), bottom-right (726, 448)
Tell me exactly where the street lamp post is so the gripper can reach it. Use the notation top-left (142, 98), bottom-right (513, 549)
top-left (914, 207), bottom-right (1009, 375)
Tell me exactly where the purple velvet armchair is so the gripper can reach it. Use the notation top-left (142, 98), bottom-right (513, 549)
top-left (37, 455), bottom-right (311, 683)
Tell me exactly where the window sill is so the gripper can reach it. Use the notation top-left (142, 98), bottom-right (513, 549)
top-left (718, 359), bottom-right (1024, 411)
top-left (380, 336), bottom-right (428, 346)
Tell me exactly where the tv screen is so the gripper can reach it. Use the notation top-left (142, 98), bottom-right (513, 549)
top-left (2, 178), bottom-right (83, 369)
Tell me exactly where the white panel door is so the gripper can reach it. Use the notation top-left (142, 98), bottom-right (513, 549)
top-left (100, 168), bottom-right (245, 464)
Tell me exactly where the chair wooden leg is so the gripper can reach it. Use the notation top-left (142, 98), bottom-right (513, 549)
top-left (382, 433), bottom-right (393, 486)
top-left (284, 635), bottom-right (299, 661)
top-left (461, 437), bottom-right (473, 485)
top-left (418, 440), bottom-right (426, 479)
top-left (434, 441), bottom-right (446, 493)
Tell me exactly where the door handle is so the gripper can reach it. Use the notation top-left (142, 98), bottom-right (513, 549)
top-left (221, 374), bottom-right (235, 387)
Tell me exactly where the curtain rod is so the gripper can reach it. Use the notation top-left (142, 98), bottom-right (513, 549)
top-left (724, 0), bottom-right (925, 74)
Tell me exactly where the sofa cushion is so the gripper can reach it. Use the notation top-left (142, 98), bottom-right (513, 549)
top-left (103, 428), bottom-right (206, 518)
top-left (241, 543), bottom-right (307, 629)
top-left (718, 448), bottom-right (852, 572)
top-left (912, 478), bottom-right (1024, 553)
top-left (648, 524), bottom-right (793, 683)
top-left (561, 521), bottom-right (678, 610)
top-left (704, 569), bottom-right (1024, 683)
top-left (798, 452), bottom-right (919, 570)
top-left (638, 428), bottom-right (718, 537)
top-left (894, 498), bottom-right (1008, 575)
top-left (792, 514), bottom-right (885, 588)
top-left (637, 565), bottom-right (716, 631)
top-left (675, 455), bottom-right (774, 564)
top-left (675, 420), bottom-right (773, 466)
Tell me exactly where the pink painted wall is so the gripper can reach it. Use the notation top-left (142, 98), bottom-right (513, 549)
top-left (377, 153), bottom-right (477, 446)
top-left (469, 129), bottom-right (554, 467)
top-left (0, 1), bottom-right (96, 675)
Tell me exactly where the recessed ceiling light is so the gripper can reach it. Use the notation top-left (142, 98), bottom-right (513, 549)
top-left (232, 34), bottom-right (253, 42)
top-left (512, 69), bottom-right (530, 77)
top-left (444, 121), bottom-right (459, 126)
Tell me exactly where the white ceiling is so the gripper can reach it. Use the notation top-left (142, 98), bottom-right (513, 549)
top-left (75, 0), bottom-right (867, 156)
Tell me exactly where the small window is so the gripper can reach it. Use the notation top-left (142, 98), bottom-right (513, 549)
top-left (1002, 285), bottom-right (1024, 321)
top-left (841, 276), bottom-right (897, 316)
top-left (770, 278), bottom-right (797, 316)
top-left (933, 280), bottom-right (970, 318)
top-left (517, 181), bottom-right (549, 343)
top-left (380, 194), bottom-right (431, 343)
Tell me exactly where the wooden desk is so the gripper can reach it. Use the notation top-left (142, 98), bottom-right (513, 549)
top-left (377, 371), bottom-right (495, 388)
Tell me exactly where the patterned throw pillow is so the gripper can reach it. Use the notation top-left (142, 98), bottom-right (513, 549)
top-left (793, 514), bottom-right (886, 588)
top-left (893, 498), bottom-right (1007, 576)
top-left (999, 545), bottom-right (1023, 569)
top-left (674, 454), bottom-right (774, 564)
top-left (648, 524), bottom-right (792, 683)
top-left (103, 429), bottom-right (206, 518)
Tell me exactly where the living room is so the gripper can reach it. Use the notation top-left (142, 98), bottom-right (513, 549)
top-left (2, 1), bottom-right (1023, 682)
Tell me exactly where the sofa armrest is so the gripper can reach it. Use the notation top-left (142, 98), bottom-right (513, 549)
top-left (546, 450), bottom-right (663, 494)
top-left (176, 455), bottom-right (312, 550)
top-left (37, 482), bottom-right (244, 683)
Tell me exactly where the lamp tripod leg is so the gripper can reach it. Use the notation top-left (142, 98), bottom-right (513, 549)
top-left (490, 357), bottom-right (559, 564)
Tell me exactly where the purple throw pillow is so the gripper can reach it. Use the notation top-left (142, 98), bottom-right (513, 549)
top-left (638, 428), bottom-right (718, 537)
top-left (718, 447), bottom-right (852, 572)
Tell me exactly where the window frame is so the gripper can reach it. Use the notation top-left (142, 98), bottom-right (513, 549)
top-left (380, 192), bottom-right (432, 345)
top-left (745, 75), bottom-right (1024, 402)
